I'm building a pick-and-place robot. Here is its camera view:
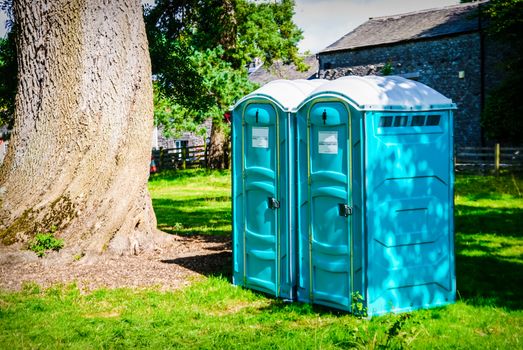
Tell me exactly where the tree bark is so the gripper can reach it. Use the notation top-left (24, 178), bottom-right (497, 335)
top-left (208, 121), bottom-right (229, 169)
top-left (0, 0), bottom-right (164, 257)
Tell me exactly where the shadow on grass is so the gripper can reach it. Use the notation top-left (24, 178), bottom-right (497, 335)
top-left (456, 254), bottom-right (523, 310)
top-left (455, 205), bottom-right (523, 237)
top-left (162, 251), bottom-right (233, 280)
top-left (262, 298), bottom-right (355, 316)
top-left (454, 174), bottom-right (523, 198)
top-left (455, 203), bottom-right (523, 310)
top-left (153, 197), bottom-right (231, 236)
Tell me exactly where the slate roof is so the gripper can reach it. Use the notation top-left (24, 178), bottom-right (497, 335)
top-left (248, 55), bottom-right (319, 84)
top-left (320, 1), bottom-right (488, 54)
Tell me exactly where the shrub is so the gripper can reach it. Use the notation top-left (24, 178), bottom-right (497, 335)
top-left (29, 227), bottom-right (64, 257)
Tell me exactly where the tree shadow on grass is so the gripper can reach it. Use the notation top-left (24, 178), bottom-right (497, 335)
top-left (160, 233), bottom-right (232, 279)
top-left (154, 191), bottom-right (233, 279)
top-left (455, 254), bottom-right (523, 310)
top-left (152, 197), bottom-right (231, 236)
top-left (161, 251), bottom-right (233, 280)
top-left (455, 204), bottom-right (523, 237)
top-left (455, 204), bottom-right (523, 310)
top-left (155, 193), bottom-right (523, 310)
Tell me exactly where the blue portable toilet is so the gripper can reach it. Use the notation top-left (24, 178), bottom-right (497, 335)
top-left (295, 76), bottom-right (456, 316)
top-left (231, 79), bottom-right (323, 299)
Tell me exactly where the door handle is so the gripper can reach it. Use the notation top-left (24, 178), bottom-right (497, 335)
top-left (338, 203), bottom-right (352, 217)
top-left (268, 197), bottom-right (280, 210)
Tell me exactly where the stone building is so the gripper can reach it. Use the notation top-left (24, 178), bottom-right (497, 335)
top-left (248, 55), bottom-right (319, 84)
top-left (317, 1), bottom-right (504, 148)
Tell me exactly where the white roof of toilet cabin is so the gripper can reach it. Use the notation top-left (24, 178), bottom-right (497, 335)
top-left (233, 79), bottom-right (326, 112)
top-left (307, 75), bottom-right (456, 111)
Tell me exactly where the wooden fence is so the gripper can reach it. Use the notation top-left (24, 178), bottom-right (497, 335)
top-left (151, 145), bottom-right (207, 172)
top-left (455, 144), bottom-right (523, 173)
top-left (149, 143), bottom-right (522, 174)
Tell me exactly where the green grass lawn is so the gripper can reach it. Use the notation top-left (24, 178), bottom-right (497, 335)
top-left (454, 174), bottom-right (523, 311)
top-left (1, 171), bottom-right (522, 349)
top-left (148, 169), bottom-right (231, 236)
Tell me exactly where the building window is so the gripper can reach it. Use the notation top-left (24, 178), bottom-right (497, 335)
top-left (323, 62), bottom-right (332, 70)
top-left (411, 115), bottom-right (426, 126)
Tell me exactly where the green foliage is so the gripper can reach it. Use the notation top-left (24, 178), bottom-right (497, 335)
top-left (479, 0), bottom-right (523, 143)
top-left (145, 0), bottom-right (304, 135)
top-left (351, 291), bottom-right (367, 318)
top-left (481, 63), bottom-right (523, 144)
top-left (482, 0), bottom-right (523, 40)
top-left (232, 0), bottom-right (306, 70)
top-left (380, 61), bottom-right (394, 76)
top-left (28, 226), bottom-right (64, 257)
top-left (153, 84), bottom-right (208, 139)
top-left (150, 38), bottom-right (215, 114)
top-left (0, 28), bottom-right (17, 128)
top-left (152, 46), bottom-right (258, 138)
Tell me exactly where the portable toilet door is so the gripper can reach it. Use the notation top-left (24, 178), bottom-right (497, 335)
top-left (296, 76), bottom-right (457, 315)
top-left (295, 93), bottom-right (356, 311)
top-left (231, 79), bottom-right (323, 300)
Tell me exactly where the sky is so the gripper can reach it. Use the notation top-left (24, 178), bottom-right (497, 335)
top-left (1, 0), bottom-right (460, 53)
top-left (293, 0), bottom-right (459, 53)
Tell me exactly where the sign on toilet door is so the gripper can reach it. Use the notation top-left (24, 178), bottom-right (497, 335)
top-left (318, 131), bottom-right (338, 154)
top-left (252, 127), bottom-right (269, 148)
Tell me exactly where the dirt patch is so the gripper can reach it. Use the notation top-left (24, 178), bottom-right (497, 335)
top-left (0, 234), bottom-right (231, 292)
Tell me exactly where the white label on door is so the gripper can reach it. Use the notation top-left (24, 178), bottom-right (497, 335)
top-left (318, 131), bottom-right (338, 154)
top-left (252, 127), bottom-right (269, 148)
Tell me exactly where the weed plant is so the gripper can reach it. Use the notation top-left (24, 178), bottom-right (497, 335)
top-left (28, 226), bottom-right (64, 257)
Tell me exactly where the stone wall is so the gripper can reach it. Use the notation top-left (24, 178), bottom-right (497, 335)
top-left (318, 33), bottom-right (503, 148)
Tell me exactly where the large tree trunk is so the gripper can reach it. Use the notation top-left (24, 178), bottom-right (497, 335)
top-left (0, 0), bottom-right (164, 257)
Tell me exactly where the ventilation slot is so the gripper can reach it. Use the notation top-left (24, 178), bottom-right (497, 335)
top-left (411, 115), bottom-right (426, 126)
top-left (379, 116), bottom-right (393, 127)
top-left (394, 116), bottom-right (408, 127)
top-left (426, 115), bottom-right (441, 126)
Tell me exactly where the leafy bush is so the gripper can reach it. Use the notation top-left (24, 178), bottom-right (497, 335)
top-left (380, 61), bottom-right (394, 76)
top-left (29, 227), bottom-right (64, 257)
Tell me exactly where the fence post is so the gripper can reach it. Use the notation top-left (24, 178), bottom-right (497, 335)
top-left (182, 147), bottom-right (187, 170)
top-left (159, 148), bottom-right (164, 172)
top-left (204, 142), bottom-right (208, 169)
top-left (495, 143), bottom-right (500, 176)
